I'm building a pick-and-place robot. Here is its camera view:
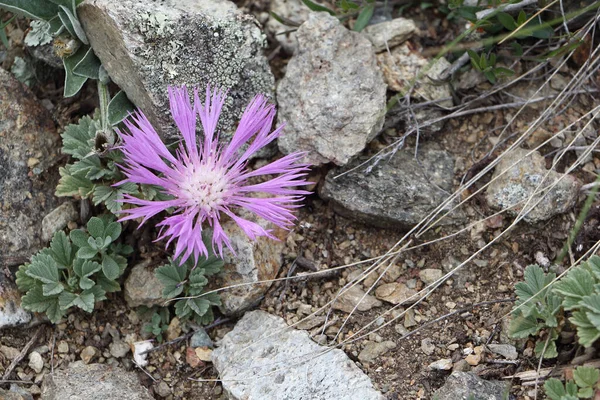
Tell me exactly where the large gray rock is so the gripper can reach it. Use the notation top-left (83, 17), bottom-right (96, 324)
top-left (485, 148), bottom-right (581, 223)
top-left (433, 371), bottom-right (509, 400)
top-left (0, 273), bottom-right (31, 329)
top-left (320, 144), bottom-right (463, 229)
top-left (212, 311), bottom-right (384, 400)
top-left (212, 219), bottom-right (286, 316)
top-left (41, 361), bottom-right (153, 400)
top-left (79, 0), bottom-right (274, 138)
top-left (0, 68), bottom-right (60, 265)
top-left (277, 13), bottom-right (387, 166)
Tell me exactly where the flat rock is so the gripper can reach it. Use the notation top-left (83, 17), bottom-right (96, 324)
top-left (433, 371), bottom-right (509, 400)
top-left (320, 144), bottom-right (463, 229)
top-left (79, 0), bottom-right (274, 138)
top-left (124, 259), bottom-right (165, 308)
top-left (212, 218), bottom-right (286, 316)
top-left (332, 286), bottom-right (382, 313)
top-left (487, 343), bottom-right (518, 360)
top-left (212, 310), bottom-right (384, 400)
top-left (0, 68), bottom-right (60, 264)
top-left (362, 18), bottom-right (416, 52)
top-left (41, 202), bottom-right (78, 242)
top-left (419, 268), bottom-right (443, 285)
top-left (277, 13), bottom-right (386, 166)
top-left (41, 361), bottom-right (153, 400)
top-left (375, 282), bottom-right (418, 305)
top-left (377, 43), bottom-right (452, 107)
top-left (0, 273), bottom-right (31, 328)
top-left (485, 148), bottom-right (581, 223)
top-left (358, 340), bottom-right (396, 363)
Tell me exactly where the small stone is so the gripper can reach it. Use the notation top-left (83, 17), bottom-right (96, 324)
top-left (429, 358), bottom-right (453, 371)
top-left (109, 339), bottom-right (130, 358)
top-left (487, 344), bottom-right (518, 360)
top-left (485, 148), bottom-right (581, 223)
top-left (195, 347), bottom-right (213, 362)
top-left (419, 269), bottom-right (443, 285)
top-left (421, 338), bottom-right (435, 356)
top-left (452, 359), bottom-right (472, 373)
top-left (166, 317), bottom-right (181, 341)
top-left (404, 310), bottom-right (417, 328)
top-left (186, 347), bottom-right (202, 368)
top-left (433, 372), bottom-right (508, 399)
top-left (28, 352), bottom-right (44, 374)
top-left (155, 381), bottom-right (171, 398)
top-left (41, 202), bottom-right (78, 242)
top-left (375, 283), bottom-right (418, 305)
top-left (80, 346), bottom-right (97, 364)
top-left (0, 345), bottom-right (20, 360)
top-left (190, 328), bottom-right (213, 348)
top-left (358, 341), bottom-right (396, 363)
top-left (362, 18), bottom-right (416, 52)
top-left (465, 353), bottom-right (481, 366)
top-left (332, 286), bottom-right (382, 313)
top-left (123, 259), bottom-right (166, 308)
top-left (57, 341), bottom-right (69, 354)
top-left (133, 340), bottom-right (153, 367)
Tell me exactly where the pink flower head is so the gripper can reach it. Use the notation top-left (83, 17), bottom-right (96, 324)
top-left (116, 86), bottom-right (310, 264)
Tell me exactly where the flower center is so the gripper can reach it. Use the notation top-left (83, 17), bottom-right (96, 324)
top-left (178, 161), bottom-right (229, 214)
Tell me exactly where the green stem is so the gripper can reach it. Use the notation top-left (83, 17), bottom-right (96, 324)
top-left (97, 80), bottom-right (110, 132)
top-left (557, 173), bottom-right (600, 263)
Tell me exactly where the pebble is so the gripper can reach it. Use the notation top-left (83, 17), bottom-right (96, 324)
top-left (0, 345), bottom-right (20, 360)
top-left (57, 341), bottom-right (69, 354)
top-left (190, 328), bottom-right (213, 348)
top-left (155, 381), bottom-right (171, 398)
top-left (421, 338), bottom-right (436, 356)
top-left (80, 346), bottom-right (97, 364)
top-left (109, 339), bottom-right (130, 358)
top-left (358, 341), bottom-right (396, 363)
top-left (166, 317), bottom-right (181, 341)
top-left (375, 282), bottom-right (418, 305)
top-left (186, 347), bottom-right (202, 368)
top-left (487, 344), bottom-right (518, 360)
top-left (132, 341), bottom-right (153, 368)
top-left (332, 286), bottom-right (382, 313)
top-left (419, 269), bottom-right (443, 285)
top-left (28, 352), bottom-right (44, 374)
top-left (429, 358), bottom-right (453, 371)
top-left (194, 347), bottom-right (212, 362)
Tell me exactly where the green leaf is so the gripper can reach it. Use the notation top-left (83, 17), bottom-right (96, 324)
top-left (300, 0), bottom-right (336, 15)
top-left (49, 230), bottom-right (73, 267)
top-left (508, 314), bottom-right (540, 338)
top-left (578, 387), bottom-right (594, 398)
top-left (59, 290), bottom-right (94, 313)
top-left (353, 3), bottom-right (374, 32)
top-left (554, 268), bottom-right (595, 310)
top-left (0, 0), bottom-right (60, 20)
top-left (87, 216), bottom-right (105, 238)
top-left (570, 311), bottom-right (600, 347)
top-left (45, 299), bottom-right (65, 323)
top-left (174, 299), bottom-right (192, 319)
top-left (26, 254), bottom-right (60, 284)
top-left (510, 42), bottom-right (523, 57)
top-left (55, 165), bottom-right (95, 198)
top-left (566, 380), bottom-right (579, 397)
top-left (496, 12), bottom-right (517, 30)
top-left (544, 378), bottom-right (566, 400)
top-left (70, 229), bottom-right (89, 248)
top-left (63, 46), bottom-right (89, 97)
top-left (528, 20), bottom-right (553, 39)
top-left (107, 91), bottom-right (135, 125)
top-left (187, 297), bottom-right (210, 317)
top-left (79, 276), bottom-right (94, 290)
top-left (534, 339), bottom-right (557, 359)
top-left (42, 281), bottom-right (64, 296)
top-left (73, 46), bottom-right (100, 79)
top-left (90, 284), bottom-right (107, 302)
top-left (103, 221), bottom-right (121, 242)
top-left (573, 366), bottom-right (599, 389)
top-left (58, 5), bottom-right (88, 44)
top-left (467, 50), bottom-right (481, 71)
top-left (156, 263), bottom-right (187, 299)
top-left (76, 245), bottom-right (98, 259)
top-left (580, 294), bottom-right (600, 314)
top-left (96, 275), bottom-right (121, 293)
top-left (73, 259), bottom-right (102, 278)
top-left (494, 67), bottom-right (514, 77)
top-left (483, 70), bottom-right (496, 84)
top-left (102, 254), bottom-right (120, 280)
top-left (61, 116), bottom-right (97, 159)
top-left (16, 264), bottom-right (37, 292)
top-left (517, 10), bottom-right (527, 25)
top-left (92, 183), bottom-right (137, 213)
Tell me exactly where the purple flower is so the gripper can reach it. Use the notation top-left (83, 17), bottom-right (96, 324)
top-left (116, 86), bottom-right (310, 264)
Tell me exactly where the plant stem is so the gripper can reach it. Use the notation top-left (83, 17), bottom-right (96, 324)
top-left (557, 173), bottom-right (600, 263)
top-left (97, 80), bottom-right (110, 132)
